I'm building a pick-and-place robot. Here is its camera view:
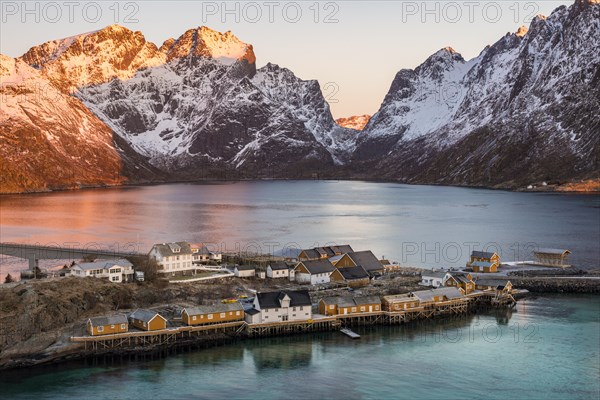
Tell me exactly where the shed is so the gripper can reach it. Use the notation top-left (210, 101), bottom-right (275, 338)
top-left (87, 314), bottom-right (128, 336)
top-left (533, 248), bottom-right (571, 267)
top-left (129, 309), bottom-right (167, 331)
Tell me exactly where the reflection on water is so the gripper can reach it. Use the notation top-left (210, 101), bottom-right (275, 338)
top-left (0, 296), bottom-right (598, 400)
top-left (1, 181), bottom-right (599, 280)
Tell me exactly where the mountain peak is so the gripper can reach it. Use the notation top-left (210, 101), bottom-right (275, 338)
top-left (163, 26), bottom-right (255, 64)
top-left (515, 26), bottom-right (529, 37)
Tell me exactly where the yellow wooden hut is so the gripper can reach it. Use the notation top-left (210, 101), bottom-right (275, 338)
top-left (87, 314), bottom-right (128, 336)
top-left (129, 309), bottom-right (167, 331)
top-left (182, 302), bottom-right (244, 326)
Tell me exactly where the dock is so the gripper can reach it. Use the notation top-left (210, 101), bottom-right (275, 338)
top-left (340, 328), bottom-right (360, 339)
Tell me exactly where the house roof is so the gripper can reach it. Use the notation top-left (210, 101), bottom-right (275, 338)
top-left (236, 265), bottom-right (256, 271)
top-left (345, 251), bottom-right (384, 272)
top-left (74, 258), bottom-right (133, 271)
top-left (534, 248), bottom-right (570, 256)
top-left (300, 249), bottom-right (321, 259)
top-left (245, 308), bottom-right (260, 315)
top-left (184, 302), bottom-right (243, 316)
top-left (421, 269), bottom-right (447, 279)
top-left (471, 261), bottom-right (494, 268)
top-left (129, 309), bottom-right (164, 323)
top-left (411, 287), bottom-right (464, 302)
top-left (151, 242), bottom-right (193, 256)
top-left (256, 290), bottom-right (311, 309)
top-left (336, 266), bottom-right (369, 280)
top-left (269, 261), bottom-right (289, 270)
top-left (471, 250), bottom-right (497, 259)
top-left (89, 314), bottom-right (128, 327)
top-left (353, 296), bottom-right (381, 305)
top-left (445, 271), bottom-right (472, 284)
top-left (321, 296), bottom-right (356, 308)
top-left (297, 259), bottom-right (335, 274)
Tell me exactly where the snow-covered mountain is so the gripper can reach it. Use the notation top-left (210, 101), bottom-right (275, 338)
top-left (354, 0), bottom-right (599, 187)
top-left (17, 25), bottom-right (355, 179)
top-left (3, 0), bottom-right (598, 192)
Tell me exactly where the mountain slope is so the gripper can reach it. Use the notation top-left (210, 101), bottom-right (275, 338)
top-left (354, 0), bottom-right (599, 187)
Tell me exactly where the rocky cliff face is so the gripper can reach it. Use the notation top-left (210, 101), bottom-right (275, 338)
top-left (336, 115), bottom-right (371, 131)
top-left (354, 0), bottom-right (599, 187)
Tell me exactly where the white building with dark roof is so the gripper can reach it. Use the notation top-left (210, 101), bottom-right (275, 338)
top-left (267, 261), bottom-right (290, 278)
top-left (149, 242), bottom-right (194, 274)
top-left (246, 290), bottom-right (312, 323)
top-left (70, 259), bottom-right (134, 282)
top-left (294, 259), bottom-right (335, 284)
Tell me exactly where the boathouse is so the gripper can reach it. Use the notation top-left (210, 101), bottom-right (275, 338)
top-left (533, 248), bottom-right (571, 267)
top-left (129, 309), bottom-right (168, 331)
top-left (87, 314), bottom-right (128, 336)
top-left (267, 262), bottom-right (290, 278)
top-left (181, 302), bottom-right (244, 326)
top-left (329, 265), bottom-right (370, 287)
top-left (334, 251), bottom-right (385, 276)
top-left (293, 259), bottom-right (335, 284)
top-left (443, 271), bottom-right (475, 294)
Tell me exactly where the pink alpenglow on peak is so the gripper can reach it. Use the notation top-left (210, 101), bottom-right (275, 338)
top-left (336, 115), bottom-right (372, 131)
top-left (515, 26), bottom-right (529, 37)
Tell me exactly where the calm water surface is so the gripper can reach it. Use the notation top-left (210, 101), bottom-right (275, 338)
top-left (0, 295), bottom-right (598, 400)
top-left (1, 181), bottom-right (599, 279)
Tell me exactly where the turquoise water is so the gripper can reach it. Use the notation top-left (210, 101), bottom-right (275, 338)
top-left (1, 295), bottom-right (598, 399)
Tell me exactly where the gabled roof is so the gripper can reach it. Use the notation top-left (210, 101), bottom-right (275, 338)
top-left (534, 248), bottom-right (570, 256)
top-left (129, 309), bottom-right (165, 323)
top-left (345, 251), bottom-right (384, 272)
top-left (296, 259), bottom-right (335, 274)
top-left (335, 265), bottom-right (369, 280)
top-left (421, 269), bottom-right (447, 279)
top-left (445, 271), bottom-right (472, 284)
top-left (74, 259), bottom-right (133, 271)
top-left (183, 302), bottom-right (243, 316)
top-left (299, 249), bottom-right (321, 259)
top-left (269, 261), bottom-right (289, 270)
top-left (256, 290), bottom-right (311, 309)
top-left (299, 245), bottom-right (353, 259)
top-left (411, 287), bottom-right (464, 302)
top-left (89, 314), bottom-right (128, 327)
top-left (471, 250), bottom-right (497, 259)
top-left (151, 242), bottom-right (193, 256)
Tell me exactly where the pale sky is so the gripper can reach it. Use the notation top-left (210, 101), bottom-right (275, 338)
top-left (1, 1), bottom-right (569, 118)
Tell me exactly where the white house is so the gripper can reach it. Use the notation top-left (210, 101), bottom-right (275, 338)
top-left (293, 259), bottom-right (335, 284)
top-left (70, 259), bottom-right (134, 283)
top-left (149, 242), bottom-right (194, 275)
top-left (267, 262), bottom-right (290, 278)
top-left (420, 269), bottom-right (447, 288)
top-left (191, 243), bottom-right (222, 264)
top-left (245, 290), bottom-right (312, 324)
top-left (234, 265), bottom-right (256, 278)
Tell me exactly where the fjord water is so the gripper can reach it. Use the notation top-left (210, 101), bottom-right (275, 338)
top-left (0, 295), bottom-right (598, 399)
top-left (1, 181), bottom-right (599, 279)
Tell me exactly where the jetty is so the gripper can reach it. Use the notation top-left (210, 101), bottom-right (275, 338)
top-left (340, 328), bottom-right (360, 339)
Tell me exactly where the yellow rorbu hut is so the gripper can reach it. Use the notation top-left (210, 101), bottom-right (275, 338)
top-left (318, 296), bottom-right (381, 316)
top-left (87, 314), bottom-right (128, 336)
top-left (128, 309), bottom-right (167, 331)
top-left (466, 251), bottom-right (500, 273)
top-left (181, 302), bottom-right (244, 326)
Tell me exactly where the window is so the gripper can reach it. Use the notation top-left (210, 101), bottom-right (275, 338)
top-left (208, 314), bottom-right (213, 320)
top-left (121, 324), bottom-right (126, 329)
top-left (192, 316), bottom-right (197, 321)
top-left (111, 325), bottom-right (115, 329)
top-left (236, 311), bottom-right (240, 316)
top-left (143, 322), bottom-right (147, 327)
top-left (220, 313), bottom-right (226, 318)
top-left (329, 305), bottom-right (334, 309)
top-left (98, 326), bottom-right (104, 332)
top-left (293, 307), bottom-right (296, 311)
top-left (274, 308), bottom-right (278, 312)
top-left (360, 307), bottom-right (365, 312)
top-left (352, 307), bottom-right (357, 312)
top-left (229, 312), bottom-right (233, 316)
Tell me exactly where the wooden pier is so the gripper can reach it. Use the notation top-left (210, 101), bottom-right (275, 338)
top-left (340, 328), bottom-right (360, 339)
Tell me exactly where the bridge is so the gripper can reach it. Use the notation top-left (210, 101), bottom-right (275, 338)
top-left (0, 242), bottom-right (145, 270)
